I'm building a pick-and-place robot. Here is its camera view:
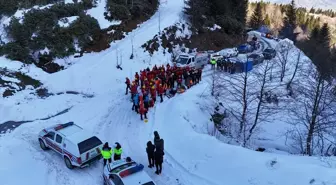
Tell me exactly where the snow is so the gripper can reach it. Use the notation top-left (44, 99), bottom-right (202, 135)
top-left (249, 0), bottom-right (336, 10)
top-left (1, 0), bottom-right (336, 185)
top-left (86, 0), bottom-right (122, 29)
top-left (58, 16), bottom-right (79, 28)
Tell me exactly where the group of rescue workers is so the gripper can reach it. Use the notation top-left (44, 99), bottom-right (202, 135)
top-left (100, 131), bottom-right (165, 175)
top-left (125, 63), bottom-right (203, 120)
top-left (210, 57), bottom-right (237, 73)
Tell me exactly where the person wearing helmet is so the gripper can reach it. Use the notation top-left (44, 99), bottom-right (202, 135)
top-left (150, 85), bottom-right (156, 103)
top-left (135, 72), bottom-right (140, 85)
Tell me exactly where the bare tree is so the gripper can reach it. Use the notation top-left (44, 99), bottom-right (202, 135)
top-left (288, 64), bottom-right (336, 156)
top-left (212, 59), bottom-right (277, 146)
top-left (275, 40), bottom-right (294, 82)
top-left (245, 59), bottom-right (276, 143)
top-left (286, 49), bottom-right (302, 96)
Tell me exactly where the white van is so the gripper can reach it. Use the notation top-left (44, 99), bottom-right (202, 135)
top-left (38, 122), bottom-right (103, 169)
top-left (175, 52), bottom-right (208, 69)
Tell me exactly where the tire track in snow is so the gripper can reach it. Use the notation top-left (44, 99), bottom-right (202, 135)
top-left (97, 94), bottom-right (193, 185)
top-left (15, 127), bottom-right (100, 185)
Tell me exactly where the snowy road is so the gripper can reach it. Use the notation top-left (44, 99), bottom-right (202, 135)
top-left (1, 0), bottom-right (336, 185)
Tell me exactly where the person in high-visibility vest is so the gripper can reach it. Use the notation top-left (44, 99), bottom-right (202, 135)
top-left (210, 58), bottom-right (217, 69)
top-left (113, 142), bottom-right (123, 161)
top-left (101, 142), bottom-right (113, 166)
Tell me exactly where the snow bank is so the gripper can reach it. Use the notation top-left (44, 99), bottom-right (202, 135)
top-left (58, 16), bottom-right (79, 28)
top-left (86, 0), bottom-right (121, 29)
top-left (154, 83), bottom-right (336, 185)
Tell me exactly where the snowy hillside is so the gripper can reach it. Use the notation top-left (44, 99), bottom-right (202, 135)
top-left (250, 0), bottom-right (336, 10)
top-left (1, 1), bottom-right (336, 185)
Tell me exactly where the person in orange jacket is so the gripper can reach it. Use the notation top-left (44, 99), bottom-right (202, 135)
top-left (135, 72), bottom-right (140, 85)
top-left (139, 98), bottom-right (148, 120)
top-left (150, 85), bottom-right (156, 103)
top-left (157, 83), bottom-right (165, 103)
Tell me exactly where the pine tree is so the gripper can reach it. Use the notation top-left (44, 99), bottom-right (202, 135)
top-left (279, 0), bottom-right (297, 42)
top-left (264, 14), bottom-right (271, 26)
top-left (249, 2), bottom-right (263, 29)
top-left (287, 0), bottom-right (297, 26)
top-left (318, 23), bottom-right (330, 49)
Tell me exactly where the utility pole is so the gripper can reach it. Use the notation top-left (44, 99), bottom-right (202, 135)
top-left (158, 9), bottom-right (161, 34)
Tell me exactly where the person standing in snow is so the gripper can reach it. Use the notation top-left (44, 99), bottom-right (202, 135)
top-left (139, 97), bottom-right (148, 120)
top-left (135, 72), bottom-right (140, 85)
top-left (143, 93), bottom-right (150, 110)
top-left (101, 142), bottom-right (113, 166)
top-left (157, 83), bottom-right (164, 103)
top-left (125, 77), bottom-right (131, 95)
top-left (153, 131), bottom-right (164, 152)
top-left (146, 141), bottom-right (155, 168)
top-left (113, 142), bottom-right (123, 161)
top-left (150, 85), bottom-right (156, 103)
top-left (154, 149), bottom-right (164, 175)
top-left (130, 81), bottom-right (137, 100)
top-left (132, 93), bottom-right (139, 113)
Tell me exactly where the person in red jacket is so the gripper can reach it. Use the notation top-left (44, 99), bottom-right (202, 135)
top-left (157, 83), bottom-right (165, 103)
top-left (150, 85), bottom-right (156, 103)
top-left (125, 77), bottom-right (131, 95)
top-left (135, 72), bottom-right (140, 85)
top-left (149, 98), bottom-right (155, 107)
top-left (130, 82), bottom-right (137, 100)
top-left (140, 71), bottom-right (146, 87)
top-left (139, 96), bottom-right (148, 120)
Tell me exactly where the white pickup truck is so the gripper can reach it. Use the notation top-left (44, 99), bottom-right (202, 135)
top-left (38, 122), bottom-right (103, 169)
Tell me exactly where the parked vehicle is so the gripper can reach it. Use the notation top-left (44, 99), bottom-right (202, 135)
top-left (237, 44), bottom-right (254, 53)
top-left (218, 48), bottom-right (238, 57)
top-left (38, 122), bottom-right (103, 169)
top-left (175, 52), bottom-right (208, 69)
top-left (103, 158), bottom-right (156, 185)
top-left (248, 53), bottom-right (265, 65)
top-left (262, 48), bottom-right (276, 59)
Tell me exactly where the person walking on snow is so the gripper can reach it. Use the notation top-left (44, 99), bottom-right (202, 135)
top-left (101, 142), bottom-right (113, 166)
top-left (132, 93), bottom-right (139, 113)
top-left (113, 142), bottom-right (123, 161)
top-left (125, 77), bottom-right (131, 95)
top-left (146, 141), bottom-right (155, 168)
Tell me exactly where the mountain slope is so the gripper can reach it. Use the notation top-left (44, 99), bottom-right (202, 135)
top-left (250, 0), bottom-right (336, 10)
top-left (0, 0), bottom-right (336, 185)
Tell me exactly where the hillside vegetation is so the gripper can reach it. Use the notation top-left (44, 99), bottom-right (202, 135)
top-left (247, 1), bottom-right (336, 45)
top-left (0, 0), bottom-right (158, 73)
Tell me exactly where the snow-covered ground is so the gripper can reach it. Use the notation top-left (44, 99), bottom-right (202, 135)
top-left (1, 0), bottom-right (336, 185)
top-left (86, 0), bottom-right (121, 29)
top-left (58, 16), bottom-right (79, 28)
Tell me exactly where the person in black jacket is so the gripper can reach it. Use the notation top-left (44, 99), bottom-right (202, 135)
top-left (146, 141), bottom-right (155, 168)
top-left (154, 149), bottom-right (164, 175)
top-left (153, 131), bottom-right (164, 152)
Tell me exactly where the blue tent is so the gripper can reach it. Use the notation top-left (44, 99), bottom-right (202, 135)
top-left (241, 61), bottom-right (253, 72)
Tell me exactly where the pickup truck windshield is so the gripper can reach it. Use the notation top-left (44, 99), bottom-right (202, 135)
top-left (176, 57), bottom-right (189, 64)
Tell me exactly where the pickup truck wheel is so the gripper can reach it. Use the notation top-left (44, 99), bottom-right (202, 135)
top-left (64, 157), bottom-right (74, 169)
top-left (39, 139), bottom-right (48, 150)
